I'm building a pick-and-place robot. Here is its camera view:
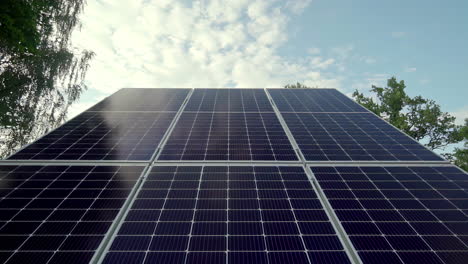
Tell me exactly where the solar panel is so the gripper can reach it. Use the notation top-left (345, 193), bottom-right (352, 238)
top-left (102, 166), bottom-right (352, 264)
top-left (87, 88), bottom-right (190, 112)
top-left (0, 165), bottom-right (144, 264)
top-left (311, 165), bottom-right (468, 264)
top-left (184, 89), bottom-right (274, 112)
top-left (9, 112), bottom-right (176, 161)
top-left (3, 88), bottom-right (461, 264)
top-left (283, 112), bottom-right (442, 161)
top-left (158, 112), bottom-right (298, 161)
top-left (268, 89), bottom-right (368, 112)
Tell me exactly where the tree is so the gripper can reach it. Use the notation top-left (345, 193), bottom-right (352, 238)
top-left (284, 82), bottom-right (317, 89)
top-left (352, 77), bottom-right (467, 168)
top-left (444, 119), bottom-right (468, 171)
top-left (0, 0), bottom-right (94, 158)
top-left (0, 1), bottom-right (40, 55)
top-left (453, 147), bottom-right (468, 171)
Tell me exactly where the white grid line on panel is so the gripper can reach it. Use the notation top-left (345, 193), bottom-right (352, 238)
top-left (151, 89), bottom-right (197, 162)
top-left (88, 169), bottom-right (148, 264)
top-left (302, 166), bottom-right (364, 264)
top-left (277, 169), bottom-right (313, 264)
top-left (355, 102), bottom-right (448, 162)
top-left (252, 167), bottom-right (271, 264)
top-left (2, 88), bottom-right (463, 264)
top-left (266, 88), bottom-right (448, 164)
top-left (139, 167), bottom-right (181, 264)
top-left (307, 165), bottom-right (403, 264)
top-left (311, 166), bottom-right (468, 263)
top-left (5, 87), bottom-right (130, 160)
top-left (325, 89), bottom-right (371, 113)
top-left (98, 165), bottom-right (354, 264)
top-left (91, 89), bottom-right (196, 264)
top-left (264, 88), bottom-right (363, 264)
top-left (283, 112), bottom-right (439, 162)
top-left (0, 166), bottom-right (142, 264)
top-left (4, 112), bottom-right (97, 160)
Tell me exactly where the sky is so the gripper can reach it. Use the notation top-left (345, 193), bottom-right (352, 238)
top-left (70, 0), bottom-right (468, 124)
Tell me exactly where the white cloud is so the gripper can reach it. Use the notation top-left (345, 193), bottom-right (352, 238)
top-left (331, 45), bottom-right (354, 59)
top-left (69, 0), bottom-right (352, 116)
top-left (363, 57), bottom-right (376, 64)
top-left (285, 0), bottom-right (312, 14)
top-left (350, 73), bottom-right (390, 93)
top-left (67, 101), bottom-right (97, 119)
top-left (391, 31), bottom-right (406, 38)
top-left (451, 106), bottom-right (468, 125)
top-left (329, 44), bottom-right (355, 72)
top-left (307, 47), bottom-right (320, 55)
top-left (310, 57), bottom-right (335, 69)
top-left (405, 67), bottom-right (417, 72)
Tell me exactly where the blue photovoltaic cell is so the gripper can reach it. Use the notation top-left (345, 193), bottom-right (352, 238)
top-left (9, 111), bottom-right (176, 161)
top-left (102, 166), bottom-right (352, 264)
top-left (311, 165), bottom-right (468, 264)
top-left (0, 165), bottom-right (144, 264)
top-left (5, 88), bottom-right (465, 264)
top-left (87, 88), bottom-right (190, 112)
top-left (283, 112), bottom-right (442, 161)
top-left (158, 112), bottom-right (297, 161)
top-left (268, 89), bottom-right (367, 112)
top-left (184, 89), bottom-right (273, 112)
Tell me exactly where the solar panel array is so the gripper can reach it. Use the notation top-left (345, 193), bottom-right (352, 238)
top-left (159, 112), bottom-right (297, 161)
top-left (103, 166), bottom-right (352, 264)
top-left (311, 166), bottom-right (468, 264)
top-left (268, 89), bottom-right (367, 112)
top-left (10, 112), bottom-right (177, 161)
top-left (88, 88), bottom-right (189, 112)
top-left (159, 89), bottom-right (298, 161)
top-left (184, 89), bottom-right (273, 112)
top-left (282, 113), bottom-right (442, 161)
top-left (0, 165), bottom-right (144, 264)
top-left (2, 88), bottom-right (463, 264)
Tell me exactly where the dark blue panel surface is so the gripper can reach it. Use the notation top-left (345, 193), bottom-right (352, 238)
top-left (312, 165), bottom-right (468, 264)
top-left (0, 165), bottom-right (144, 264)
top-left (158, 112), bottom-right (297, 161)
top-left (103, 166), bottom-right (351, 264)
top-left (10, 111), bottom-right (176, 161)
top-left (184, 89), bottom-right (273, 112)
top-left (284, 112), bottom-right (443, 161)
top-left (88, 88), bottom-right (189, 111)
top-left (268, 88), bottom-right (367, 112)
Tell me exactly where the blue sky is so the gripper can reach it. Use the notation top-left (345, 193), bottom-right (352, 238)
top-left (282, 0), bottom-right (468, 112)
top-left (71, 0), bottom-right (467, 123)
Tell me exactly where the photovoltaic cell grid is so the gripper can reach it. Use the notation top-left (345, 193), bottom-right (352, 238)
top-left (268, 89), bottom-right (367, 113)
top-left (2, 87), bottom-right (461, 264)
top-left (158, 113), bottom-right (298, 161)
top-left (9, 112), bottom-right (176, 161)
top-left (0, 165), bottom-right (144, 264)
top-left (103, 166), bottom-right (352, 264)
top-left (184, 89), bottom-right (273, 112)
top-left (311, 166), bottom-right (468, 264)
top-left (87, 88), bottom-right (190, 112)
top-left (283, 113), bottom-right (442, 161)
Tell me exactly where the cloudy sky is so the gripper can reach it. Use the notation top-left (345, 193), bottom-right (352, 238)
top-left (70, 0), bottom-right (468, 123)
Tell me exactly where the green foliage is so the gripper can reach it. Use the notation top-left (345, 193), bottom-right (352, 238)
top-left (0, 0), bottom-right (40, 54)
top-left (284, 82), bottom-right (317, 89)
top-left (453, 149), bottom-right (468, 171)
top-left (0, 0), bottom-right (93, 158)
top-left (353, 77), bottom-right (467, 169)
top-left (449, 119), bottom-right (468, 171)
